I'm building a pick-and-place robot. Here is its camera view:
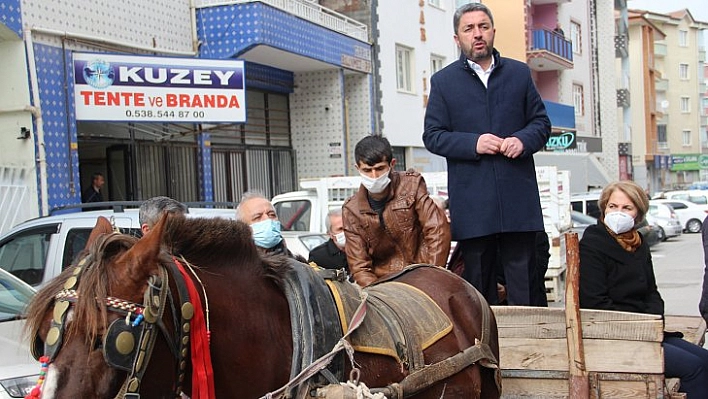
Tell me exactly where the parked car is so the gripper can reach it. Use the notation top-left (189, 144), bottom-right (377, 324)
top-left (570, 192), bottom-right (602, 219)
top-left (646, 202), bottom-right (683, 241)
top-left (0, 203), bottom-right (325, 288)
top-left (653, 190), bottom-right (708, 205)
top-left (570, 211), bottom-right (597, 239)
top-left (650, 199), bottom-right (708, 233)
top-left (0, 268), bottom-right (38, 398)
top-left (281, 231), bottom-right (328, 260)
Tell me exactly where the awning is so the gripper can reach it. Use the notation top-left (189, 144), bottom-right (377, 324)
top-left (534, 152), bottom-right (613, 193)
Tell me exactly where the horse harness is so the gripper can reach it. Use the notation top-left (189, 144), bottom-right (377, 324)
top-left (31, 255), bottom-right (196, 399)
top-left (279, 263), bottom-right (500, 399)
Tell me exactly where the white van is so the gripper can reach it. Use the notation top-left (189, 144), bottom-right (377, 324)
top-left (570, 192), bottom-right (602, 219)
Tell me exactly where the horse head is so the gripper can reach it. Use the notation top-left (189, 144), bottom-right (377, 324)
top-left (25, 215), bottom-right (181, 399)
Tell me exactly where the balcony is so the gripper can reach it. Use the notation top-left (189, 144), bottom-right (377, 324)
top-left (194, 0), bottom-right (368, 42)
top-left (617, 88), bottom-right (630, 108)
top-left (615, 33), bottom-right (628, 58)
top-left (527, 29), bottom-right (573, 71)
top-left (654, 42), bottom-right (667, 58)
top-left (656, 78), bottom-right (668, 92)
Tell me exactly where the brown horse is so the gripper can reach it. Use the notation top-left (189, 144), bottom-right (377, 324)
top-left (25, 215), bottom-right (500, 399)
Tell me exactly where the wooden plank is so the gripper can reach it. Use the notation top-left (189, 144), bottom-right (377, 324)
top-left (499, 338), bottom-right (663, 373)
top-left (501, 373), bottom-right (663, 399)
top-left (493, 307), bottom-right (664, 342)
top-left (664, 315), bottom-right (707, 346)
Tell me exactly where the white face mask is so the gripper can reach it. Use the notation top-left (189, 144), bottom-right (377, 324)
top-left (360, 170), bottom-right (391, 194)
top-left (604, 211), bottom-right (635, 235)
top-left (334, 232), bottom-right (346, 247)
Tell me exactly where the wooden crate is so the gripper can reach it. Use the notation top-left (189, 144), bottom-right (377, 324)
top-left (493, 306), bottom-right (665, 398)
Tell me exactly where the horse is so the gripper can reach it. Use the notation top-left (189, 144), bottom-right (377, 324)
top-left (25, 214), bottom-right (500, 398)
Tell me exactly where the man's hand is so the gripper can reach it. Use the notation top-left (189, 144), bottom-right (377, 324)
top-left (500, 137), bottom-right (524, 159)
top-left (476, 133), bottom-right (503, 155)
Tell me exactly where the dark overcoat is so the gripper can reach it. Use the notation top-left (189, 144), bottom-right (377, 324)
top-left (578, 222), bottom-right (664, 315)
top-left (423, 50), bottom-right (550, 240)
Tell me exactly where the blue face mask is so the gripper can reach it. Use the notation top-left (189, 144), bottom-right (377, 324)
top-left (251, 219), bottom-right (283, 249)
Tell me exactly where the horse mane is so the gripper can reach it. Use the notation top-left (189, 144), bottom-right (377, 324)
top-left (25, 232), bottom-right (138, 347)
top-left (161, 216), bottom-right (291, 284)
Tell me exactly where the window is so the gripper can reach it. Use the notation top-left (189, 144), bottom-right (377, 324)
top-left (681, 96), bottom-right (690, 113)
top-left (392, 146), bottom-right (407, 171)
top-left (430, 55), bottom-right (445, 76)
top-left (683, 130), bottom-right (692, 146)
top-left (273, 200), bottom-right (312, 231)
top-left (679, 64), bottom-right (689, 80)
top-left (396, 45), bottom-right (414, 93)
top-left (679, 30), bottom-right (688, 47)
top-left (428, 0), bottom-right (442, 8)
top-left (572, 84), bottom-right (584, 116)
top-left (0, 226), bottom-right (55, 286)
top-left (657, 124), bottom-right (667, 147)
top-left (570, 21), bottom-right (581, 55)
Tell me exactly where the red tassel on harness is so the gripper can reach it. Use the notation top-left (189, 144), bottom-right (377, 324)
top-left (174, 257), bottom-right (216, 399)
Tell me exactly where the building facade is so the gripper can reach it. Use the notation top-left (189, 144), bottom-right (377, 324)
top-left (622, 8), bottom-right (708, 192)
top-left (0, 0), bottom-right (374, 233)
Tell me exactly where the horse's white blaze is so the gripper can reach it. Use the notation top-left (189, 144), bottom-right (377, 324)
top-left (40, 364), bottom-right (59, 399)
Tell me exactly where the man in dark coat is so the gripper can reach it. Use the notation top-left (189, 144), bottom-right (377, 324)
top-left (423, 3), bottom-right (550, 305)
top-left (81, 172), bottom-right (105, 203)
top-left (308, 209), bottom-right (348, 271)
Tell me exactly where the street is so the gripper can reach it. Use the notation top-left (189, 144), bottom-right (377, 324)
top-left (652, 231), bottom-right (705, 317)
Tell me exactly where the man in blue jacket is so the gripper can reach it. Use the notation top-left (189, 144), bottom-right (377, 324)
top-left (423, 2), bottom-right (550, 306)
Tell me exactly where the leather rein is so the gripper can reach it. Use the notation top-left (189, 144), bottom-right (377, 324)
top-left (31, 255), bottom-right (196, 399)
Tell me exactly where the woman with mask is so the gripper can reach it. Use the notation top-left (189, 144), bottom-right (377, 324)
top-left (342, 135), bottom-right (451, 287)
top-left (579, 180), bottom-right (708, 398)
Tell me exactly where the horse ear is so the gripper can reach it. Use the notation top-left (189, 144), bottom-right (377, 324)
top-left (85, 216), bottom-right (114, 250)
top-left (121, 213), bottom-right (168, 277)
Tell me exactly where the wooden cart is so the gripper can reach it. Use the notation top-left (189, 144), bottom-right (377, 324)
top-left (492, 233), bottom-right (707, 398)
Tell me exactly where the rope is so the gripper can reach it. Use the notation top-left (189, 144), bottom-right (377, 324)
top-left (346, 380), bottom-right (386, 399)
top-left (259, 291), bottom-right (369, 399)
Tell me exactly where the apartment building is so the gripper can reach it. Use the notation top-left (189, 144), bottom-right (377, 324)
top-left (622, 8), bottom-right (708, 192)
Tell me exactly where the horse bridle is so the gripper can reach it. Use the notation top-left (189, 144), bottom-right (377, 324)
top-left (32, 255), bottom-right (195, 399)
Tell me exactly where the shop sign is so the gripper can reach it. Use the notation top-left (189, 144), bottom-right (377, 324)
top-left (73, 53), bottom-right (245, 123)
top-left (670, 153), bottom-right (701, 171)
top-left (545, 131), bottom-right (577, 151)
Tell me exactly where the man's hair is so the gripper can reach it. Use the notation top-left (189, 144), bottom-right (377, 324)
top-left (325, 208), bottom-right (342, 233)
top-left (598, 181), bottom-right (649, 223)
top-left (354, 135), bottom-right (393, 166)
top-left (139, 196), bottom-right (188, 227)
top-left (235, 190), bottom-right (270, 222)
top-left (91, 172), bottom-right (104, 181)
top-left (453, 2), bottom-right (494, 33)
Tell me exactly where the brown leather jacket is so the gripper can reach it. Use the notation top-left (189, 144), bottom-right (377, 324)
top-left (342, 171), bottom-right (451, 286)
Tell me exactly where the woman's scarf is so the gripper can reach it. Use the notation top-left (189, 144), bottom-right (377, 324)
top-left (604, 225), bottom-right (642, 252)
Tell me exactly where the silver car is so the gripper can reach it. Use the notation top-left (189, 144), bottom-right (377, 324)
top-left (647, 203), bottom-right (683, 241)
top-left (0, 269), bottom-right (37, 398)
